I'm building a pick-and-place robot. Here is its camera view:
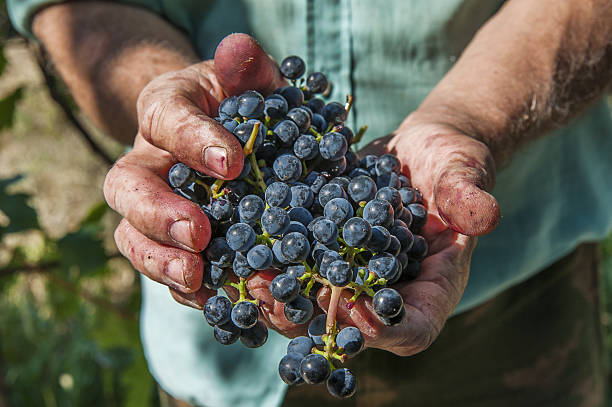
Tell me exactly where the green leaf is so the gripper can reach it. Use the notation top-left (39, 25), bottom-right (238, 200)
top-left (56, 202), bottom-right (110, 277)
top-left (0, 86), bottom-right (24, 131)
top-left (0, 175), bottom-right (40, 234)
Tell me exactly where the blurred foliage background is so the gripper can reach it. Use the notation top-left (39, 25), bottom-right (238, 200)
top-left (0, 2), bottom-right (611, 407)
top-left (0, 2), bottom-right (159, 406)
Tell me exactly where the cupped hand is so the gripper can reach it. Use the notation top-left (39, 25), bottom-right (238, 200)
top-left (104, 34), bottom-right (286, 308)
top-left (317, 116), bottom-right (500, 356)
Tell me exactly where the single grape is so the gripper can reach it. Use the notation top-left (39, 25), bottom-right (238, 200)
top-left (372, 287), bottom-right (404, 318)
top-left (369, 253), bottom-right (401, 281)
top-left (280, 56), bottom-right (306, 80)
top-left (288, 207), bottom-right (314, 227)
top-left (307, 314), bottom-right (327, 346)
top-left (238, 194), bottom-right (265, 225)
top-left (272, 239), bottom-right (289, 265)
top-left (231, 301), bottom-right (259, 329)
top-left (265, 181), bottom-right (292, 208)
top-left (247, 244), bottom-right (274, 270)
top-left (168, 163), bottom-right (195, 189)
top-left (323, 197), bottom-right (354, 227)
top-left (203, 264), bottom-right (228, 290)
top-left (375, 154), bottom-right (401, 175)
top-left (218, 95), bottom-right (239, 119)
top-left (284, 295), bottom-right (314, 324)
top-left (293, 134), bottom-right (319, 160)
top-left (347, 175), bottom-right (377, 203)
top-left (342, 217), bottom-right (372, 247)
top-left (287, 336), bottom-right (315, 357)
top-left (363, 199), bottom-right (394, 228)
top-left (407, 203), bottom-right (427, 231)
top-left (210, 199), bottom-right (234, 222)
top-left (264, 94), bottom-right (288, 119)
top-left (328, 176), bottom-right (351, 191)
top-left (237, 90), bottom-right (265, 118)
top-left (399, 187), bottom-right (418, 205)
top-left (278, 353), bottom-right (305, 385)
top-left (312, 218), bottom-right (339, 245)
top-left (318, 183), bottom-right (346, 207)
top-left (232, 251), bottom-right (253, 279)
top-left (376, 187), bottom-right (403, 213)
top-left (336, 327), bottom-right (364, 356)
top-left (287, 107), bottom-right (311, 133)
top-left (261, 206), bottom-right (291, 236)
top-left (225, 223), bottom-right (256, 252)
top-left (275, 86), bottom-right (304, 109)
top-left (310, 113), bottom-right (327, 133)
top-left (319, 156), bottom-right (347, 177)
top-left (204, 237), bottom-right (234, 266)
top-left (306, 72), bottom-right (328, 93)
top-left (290, 184), bottom-right (314, 208)
top-left (303, 171), bottom-right (326, 194)
top-left (319, 132), bottom-right (348, 160)
top-left (327, 368), bottom-right (357, 398)
top-left (410, 235), bottom-right (429, 260)
top-left (376, 171), bottom-right (401, 189)
top-left (281, 232), bottom-right (311, 263)
top-left (386, 235), bottom-right (401, 256)
top-left (327, 260), bottom-right (353, 286)
top-left (300, 353), bottom-right (331, 384)
top-left (214, 321), bottom-right (241, 345)
top-left (240, 321), bottom-right (268, 348)
top-left (339, 126), bottom-right (354, 145)
top-left (270, 273), bottom-right (300, 303)
top-left (396, 206), bottom-right (414, 228)
top-left (321, 102), bottom-right (347, 125)
top-left (204, 295), bottom-right (232, 326)
top-left (306, 98), bottom-right (325, 114)
top-left (273, 120), bottom-right (300, 146)
top-left (273, 154), bottom-right (302, 182)
top-left (389, 224), bottom-right (414, 252)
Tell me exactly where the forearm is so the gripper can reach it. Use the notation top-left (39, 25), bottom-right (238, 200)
top-left (32, 1), bottom-right (199, 144)
top-left (413, 0), bottom-right (612, 166)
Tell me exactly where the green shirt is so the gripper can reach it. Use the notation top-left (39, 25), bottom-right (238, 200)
top-left (8, 1), bottom-right (612, 405)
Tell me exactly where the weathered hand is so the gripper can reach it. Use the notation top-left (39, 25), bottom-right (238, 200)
top-left (317, 116), bottom-right (500, 356)
top-left (103, 34), bottom-right (285, 308)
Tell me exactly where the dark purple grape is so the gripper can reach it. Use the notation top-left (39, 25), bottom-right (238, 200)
top-left (237, 90), bottom-right (265, 118)
top-left (273, 154), bottom-right (302, 182)
top-left (336, 327), bottom-right (364, 356)
top-left (270, 273), bottom-right (300, 303)
top-left (231, 301), bottom-right (259, 329)
top-left (240, 321), bottom-right (268, 348)
top-left (218, 95), bottom-right (238, 119)
top-left (280, 56), bottom-right (306, 80)
top-left (300, 353), bottom-right (331, 384)
top-left (327, 368), bottom-right (357, 398)
top-left (319, 132), bottom-right (348, 160)
top-left (348, 175), bottom-right (377, 203)
top-left (264, 94), bottom-right (288, 119)
top-left (284, 295), bottom-right (314, 324)
top-left (342, 217), bottom-right (372, 247)
top-left (287, 107), bottom-right (311, 133)
top-left (322, 102), bottom-right (347, 125)
top-left (279, 353), bottom-right (305, 385)
top-left (362, 199), bottom-right (394, 228)
top-left (287, 336), bottom-right (315, 357)
top-left (168, 163), bottom-right (195, 188)
top-left (204, 295), bottom-right (232, 326)
top-left (306, 72), bottom-right (328, 93)
top-left (372, 288), bottom-right (403, 319)
top-left (214, 321), bottom-right (241, 345)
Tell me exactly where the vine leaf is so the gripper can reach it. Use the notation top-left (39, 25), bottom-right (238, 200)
top-left (0, 175), bottom-right (40, 235)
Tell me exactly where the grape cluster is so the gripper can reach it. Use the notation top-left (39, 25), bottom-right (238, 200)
top-left (167, 55), bottom-right (428, 399)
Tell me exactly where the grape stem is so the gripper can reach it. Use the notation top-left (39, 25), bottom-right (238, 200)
top-left (325, 286), bottom-right (342, 346)
top-left (344, 94), bottom-right (354, 117)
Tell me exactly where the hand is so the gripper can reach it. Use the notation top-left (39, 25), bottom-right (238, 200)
top-left (104, 34), bottom-right (285, 308)
top-left (318, 115), bottom-right (500, 356)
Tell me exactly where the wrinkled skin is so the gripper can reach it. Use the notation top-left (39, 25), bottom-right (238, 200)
top-left (105, 33), bottom-right (502, 354)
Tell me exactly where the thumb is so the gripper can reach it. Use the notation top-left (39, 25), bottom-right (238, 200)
top-left (433, 155), bottom-right (500, 236)
top-left (214, 33), bottom-right (286, 96)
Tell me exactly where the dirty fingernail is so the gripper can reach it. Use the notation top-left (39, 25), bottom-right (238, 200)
top-left (203, 146), bottom-right (228, 176)
top-left (164, 258), bottom-right (188, 289)
top-left (169, 220), bottom-right (194, 249)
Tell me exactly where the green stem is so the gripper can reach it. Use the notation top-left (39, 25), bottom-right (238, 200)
top-left (249, 153), bottom-right (268, 194)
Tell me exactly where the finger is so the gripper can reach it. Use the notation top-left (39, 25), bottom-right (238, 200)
top-left (104, 153), bottom-right (211, 252)
top-left (434, 153), bottom-right (500, 236)
top-left (214, 33), bottom-right (287, 95)
top-left (169, 285), bottom-right (216, 309)
top-left (114, 219), bottom-right (204, 293)
top-left (136, 67), bottom-right (244, 180)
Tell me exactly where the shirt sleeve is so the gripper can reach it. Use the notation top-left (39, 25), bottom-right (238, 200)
top-left (6, 0), bottom-right (64, 37)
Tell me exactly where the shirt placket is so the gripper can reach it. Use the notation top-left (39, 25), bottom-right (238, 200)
top-left (308, 0), bottom-right (355, 130)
